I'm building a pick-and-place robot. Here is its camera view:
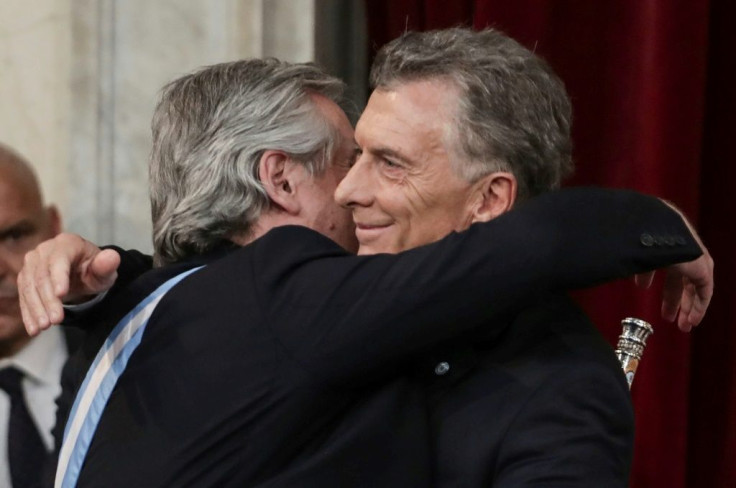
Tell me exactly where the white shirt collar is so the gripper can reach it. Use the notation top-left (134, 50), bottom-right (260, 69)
top-left (0, 326), bottom-right (65, 386)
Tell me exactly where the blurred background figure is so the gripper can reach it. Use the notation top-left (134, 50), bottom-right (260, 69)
top-left (0, 144), bottom-right (77, 488)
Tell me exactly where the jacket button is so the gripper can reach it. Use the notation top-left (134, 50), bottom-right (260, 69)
top-left (640, 233), bottom-right (654, 247)
top-left (665, 236), bottom-right (676, 246)
top-left (435, 362), bottom-right (450, 375)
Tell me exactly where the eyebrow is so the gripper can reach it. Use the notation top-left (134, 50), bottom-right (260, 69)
top-left (0, 220), bottom-right (36, 240)
top-left (371, 146), bottom-right (413, 165)
top-left (346, 146), bottom-right (361, 166)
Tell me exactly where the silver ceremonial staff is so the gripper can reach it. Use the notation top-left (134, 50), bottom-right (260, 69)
top-left (615, 317), bottom-right (654, 389)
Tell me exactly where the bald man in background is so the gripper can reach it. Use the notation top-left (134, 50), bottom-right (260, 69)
top-left (0, 144), bottom-right (77, 488)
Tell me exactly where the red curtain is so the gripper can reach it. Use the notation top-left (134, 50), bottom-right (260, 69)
top-left (365, 1), bottom-right (736, 487)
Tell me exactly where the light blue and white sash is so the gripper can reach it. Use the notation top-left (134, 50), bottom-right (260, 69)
top-left (55, 265), bottom-right (205, 488)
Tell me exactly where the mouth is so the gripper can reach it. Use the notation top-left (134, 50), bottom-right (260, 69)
top-left (354, 222), bottom-right (392, 242)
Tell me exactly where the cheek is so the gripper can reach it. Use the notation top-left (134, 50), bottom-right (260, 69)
top-left (324, 201), bottom-right (352, 231)
top-left (392, 191), bottom-right (437, 236)
top-left (377, 185), bottom-right (418, 221)
top-left (401, 198), bottom-right (466, 247)
top-left (325, 207), bottom-right (357, 252)
top-left (327, 206), bottom-right (349, 229)
top-left (401, 176), bottom-right (443, 217)
top-left (0, 251), bottom-right (26, 279)
top-left (4, 233), bottom-right (47, 270)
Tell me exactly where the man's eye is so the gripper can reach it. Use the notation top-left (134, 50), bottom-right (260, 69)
top-left (0, 227), bottom-right (34, 248)
top-left (383, 158), bottom-right (400, 168)
top-left (4, 230), bottom-right (26, 242)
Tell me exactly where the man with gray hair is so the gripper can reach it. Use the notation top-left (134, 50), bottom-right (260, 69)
top-left (146, 59), bottom-right (357, 267)
top-left (333, 27), bottom-right (704, 485)
top-left (20, 47), bottom-right (710, 487)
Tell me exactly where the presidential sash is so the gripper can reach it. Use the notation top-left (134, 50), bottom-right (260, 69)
top-left (55, 265), bottom-right (205, 488)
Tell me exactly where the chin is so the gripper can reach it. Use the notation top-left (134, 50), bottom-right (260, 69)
top-left (357, 243), bottom-right (392, 256)
top-left (356, 245), bottom-right (375, 256)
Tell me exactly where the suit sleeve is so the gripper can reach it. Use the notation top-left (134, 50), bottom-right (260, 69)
top-left (260, 187), bottom-right (701, 384)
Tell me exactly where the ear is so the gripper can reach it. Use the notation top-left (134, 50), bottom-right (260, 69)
top-left (258, 150), bottom-right (301, 215)
top-left (470, 172), bottom-right (517, 224)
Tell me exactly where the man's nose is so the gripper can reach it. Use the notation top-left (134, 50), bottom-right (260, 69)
top-left (0, 250), bottom-right (11, 280)
top-left (335, 157), bottom-right (371, 207)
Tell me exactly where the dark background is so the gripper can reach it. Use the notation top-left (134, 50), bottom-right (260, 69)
top-left (364, 1), bottom-right (736, 487)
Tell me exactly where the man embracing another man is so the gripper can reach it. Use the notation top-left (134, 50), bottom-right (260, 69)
top-left (20, 28), bottom-right (712, 487)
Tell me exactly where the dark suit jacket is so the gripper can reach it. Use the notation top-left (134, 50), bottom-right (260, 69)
top-left (61, 328), bottom-right (83, 355)
top-left (54, 188), bottom-right (700, 487)
top-left (419, 294), bottom-right (633, 487)
top-left (35, 323), bottom-right (83, 486)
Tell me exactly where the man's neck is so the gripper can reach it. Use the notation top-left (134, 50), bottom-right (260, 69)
top-left (232, 213), bottom-right (300, 247)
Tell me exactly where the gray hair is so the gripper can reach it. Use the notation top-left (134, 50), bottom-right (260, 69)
top-left (150, 58), bottom-right (345, 266)
top-left (370, 27), bottom-right (573, 200)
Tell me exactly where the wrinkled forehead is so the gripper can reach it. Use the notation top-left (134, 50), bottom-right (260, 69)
top-left (361, 78), bottom-right (460, 132)
top-left (357, 81), bottom-right (464, 168)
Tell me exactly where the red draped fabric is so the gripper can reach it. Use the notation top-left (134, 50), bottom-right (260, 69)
top-left (365, 1), bottom-right (735, 486)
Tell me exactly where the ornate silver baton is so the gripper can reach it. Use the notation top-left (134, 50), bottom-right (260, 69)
top-left (615, 317), bottom-right (654, 389)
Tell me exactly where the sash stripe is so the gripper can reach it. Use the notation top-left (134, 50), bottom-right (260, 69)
top-left (55, 265), bottom-right (205, 488)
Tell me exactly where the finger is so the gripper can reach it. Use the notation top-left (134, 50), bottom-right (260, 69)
top-left (677, 282), bottom-right (695, 332)
top-left (681, 255), bottom-right (714, 329)
top-left (86, 249), bottom-right (121, 292)
top-left (634, 271), bottom-right (655, 289)
top-left (48, 234), bottom-right (105, 300)
top-left (28, 241), bottom-right (71, 325)
top-left (683, 276), bottom-right (713, 329)
top-left (687, 296), bottom-right (708, 329)
top-left (18, 287), bottom-right (44, 336)
top-left (18, 275), bottom-right (38, 335)
top-left (695, 255), bottom-right (714, 316)
top-left (18, 252), bottom-right (50, 335)
top-left (661, 270), bottom-right (683, 323)
top-left (43, 253), bottom-right (71, 324)
top-left (49, 249), bottom-right (72, 298)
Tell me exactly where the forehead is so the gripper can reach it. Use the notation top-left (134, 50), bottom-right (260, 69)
top-left (356, 80), bottom-right (460, 163)
top-left (372, 77), bottom-right (457, 106)
top-left (0, 163), bottom-right (43, 225)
